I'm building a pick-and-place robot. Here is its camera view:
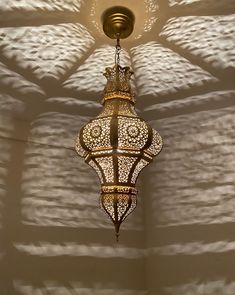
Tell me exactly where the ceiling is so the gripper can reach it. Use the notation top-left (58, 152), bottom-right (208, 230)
top-left (0, 0), bottom-right (234, 121)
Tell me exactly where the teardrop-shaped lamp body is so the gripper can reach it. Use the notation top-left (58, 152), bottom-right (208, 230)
top-left (75, 64), bottom-right (162, 239)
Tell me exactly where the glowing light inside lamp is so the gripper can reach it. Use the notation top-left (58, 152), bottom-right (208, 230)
top-left (75, 61), bottom-right (162, 240)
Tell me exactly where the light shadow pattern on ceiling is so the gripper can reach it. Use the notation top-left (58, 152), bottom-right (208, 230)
top-left (0, 0), bottom-right (234, 118)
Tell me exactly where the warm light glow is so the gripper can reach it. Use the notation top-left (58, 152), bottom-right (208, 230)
top-left (76, 63), bottom-right (162, 239)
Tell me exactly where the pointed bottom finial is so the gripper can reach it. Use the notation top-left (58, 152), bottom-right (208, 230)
top-left (114, 223), bottom-right (120, 243)
top-left (116, 233), bottom-right (119, 243)
top-left (115, 223), bottom-right (120, 243)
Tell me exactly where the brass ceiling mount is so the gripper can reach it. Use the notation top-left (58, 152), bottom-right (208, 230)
top-left (102, 6), bottom-right (135, 39)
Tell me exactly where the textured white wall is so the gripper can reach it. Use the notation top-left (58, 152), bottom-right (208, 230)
top-left (143, 98), bottom-right (235, 294)
top-left (0, 109), bottom-right (146, 295)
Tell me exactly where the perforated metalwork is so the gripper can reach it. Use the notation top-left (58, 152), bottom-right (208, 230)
top-left (97, 100), bottom-right (115, 117)
top-left (82, 118), bottom-right (111, 151)
top-left (118, 100), bottom-right (137, 116)
top-left (102, 194), bottom-right (115, 220)
top-left (103, 65), bottom-right (135, 103)
top-left (96, 157), bottom-right (114, 183)
top-left (117, 194), bottom-right (130, 220)
top-left (104, 65), bottom-right (133, 93)
top-left (101, 193), bottom-right (137, 223)
top-left (76, 63), bottom-right (162, 237)
top-left (125, 194), bottom-right (137, 218)
top-left (146, 129), bottom-right (163, 156)
top-left (131, 159), bottom-right (149, 184)
top-left (75, 138), bottom-right (87, 157)
top-left (118, 156), bottom-right (137, 183)
top-left (118, 117), bottom-right (149, 149)
top-left (98, 99), bottom-right (138, 117)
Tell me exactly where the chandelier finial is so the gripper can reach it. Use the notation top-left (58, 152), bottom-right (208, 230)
top-left (102, 64), bottom-right (135, 104)
top-left (116, 232), bottom-right (119, 243)
top-left (101, 36), bottom-right (135, 104)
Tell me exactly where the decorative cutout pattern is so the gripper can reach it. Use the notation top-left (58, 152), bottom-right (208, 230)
top-left (102, 194), bottom-right (115, 220)
top-left (75, 138), bottom-right (87, 157)
top-left (118, 101), bottom-right (137, 117)
top-left (101, 194), bottom-right (137, 222)
top-left (118, 156), bottom-right (137, 183)
top-left (82, 118), bottom-right (111, 151)
top-left (98, 100), bottom-right (115, 117)
top-left (117, 194), bottom-right (130, 220)
top-left (96, 157), bottom-right (114, 183)
top-left (118, 117), bottom-right (149, 149)
top-left (125, 194), bottom-right (137, 219)
top-left (146, 129), bottom-right (163, 156)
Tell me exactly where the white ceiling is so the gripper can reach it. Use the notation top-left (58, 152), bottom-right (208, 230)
top-left (0, 0), bottom-right (234, 120)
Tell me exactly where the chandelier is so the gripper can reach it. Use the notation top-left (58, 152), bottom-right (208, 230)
top-left (75, 6), bottom-right (163, 241)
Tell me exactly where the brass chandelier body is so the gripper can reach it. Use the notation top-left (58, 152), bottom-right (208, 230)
top-left (75, 7), bottom-right (162, 240)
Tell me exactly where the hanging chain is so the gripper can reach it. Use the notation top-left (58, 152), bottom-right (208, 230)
top-left (115, 37), bottom-right (121, 65)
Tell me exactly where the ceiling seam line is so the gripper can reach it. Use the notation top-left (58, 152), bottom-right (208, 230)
top-left (156, 35), bottom-right (232, 82)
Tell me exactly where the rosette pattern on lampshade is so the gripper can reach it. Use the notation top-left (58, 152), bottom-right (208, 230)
top-left (75, 63), bottom-right (162, 240)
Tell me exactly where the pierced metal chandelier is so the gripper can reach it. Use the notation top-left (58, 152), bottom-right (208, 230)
top-left (75, 6), bottom-right (163, 241)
